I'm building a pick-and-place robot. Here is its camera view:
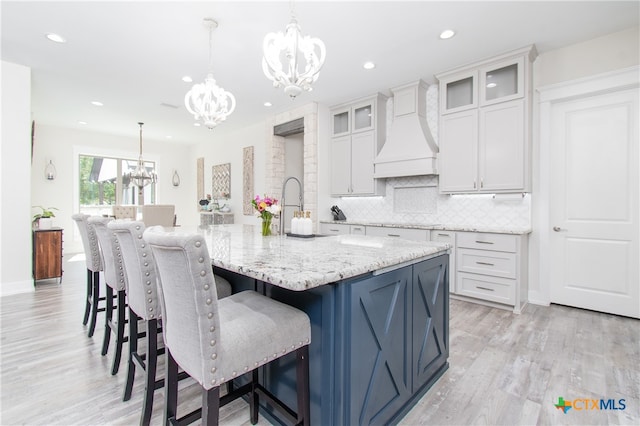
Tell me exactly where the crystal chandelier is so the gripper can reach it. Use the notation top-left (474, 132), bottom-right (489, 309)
top-left (262, 5), bottom-right (326, 99)
top-left (185, 18), bottom-right (236, 130)
top-left (126, 122), bottom-right (157, 188)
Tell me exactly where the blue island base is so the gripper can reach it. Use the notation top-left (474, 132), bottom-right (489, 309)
top-left (216, 254), bottom-right (449, 426)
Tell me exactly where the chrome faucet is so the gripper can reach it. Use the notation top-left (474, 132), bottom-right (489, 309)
top-left (280, 176), bottom-right (303, 234)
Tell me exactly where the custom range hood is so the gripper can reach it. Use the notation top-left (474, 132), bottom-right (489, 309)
top-left (374, 80), bottom-right (438, 178)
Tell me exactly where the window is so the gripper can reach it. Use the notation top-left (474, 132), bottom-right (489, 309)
top-left (79, 154), bottom-right (156, 215)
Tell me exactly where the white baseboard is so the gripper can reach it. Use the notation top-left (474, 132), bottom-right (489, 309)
top-left (527, 290), bottom-right (550, 307)
top-left (1, 279), bottom-right (35, 297)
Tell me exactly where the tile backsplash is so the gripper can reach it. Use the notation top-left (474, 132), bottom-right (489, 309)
top-left (333, 176), bottom-right (531, 229)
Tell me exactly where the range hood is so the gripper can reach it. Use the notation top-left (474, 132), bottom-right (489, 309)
top-left (374, 80), bottom-right (438, 178)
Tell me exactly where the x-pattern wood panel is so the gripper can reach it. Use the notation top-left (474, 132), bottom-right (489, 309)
top-left (351, 274), bottom-right (410, 425)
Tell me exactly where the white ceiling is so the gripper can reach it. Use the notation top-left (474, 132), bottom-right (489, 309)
top-left (2, 1), bottom-right (638, 146)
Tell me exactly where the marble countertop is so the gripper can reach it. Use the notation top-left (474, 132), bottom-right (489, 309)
top-left (186, 224), bottom-right (449, 291)
top-left (320, 220), bottom-right (531, 235)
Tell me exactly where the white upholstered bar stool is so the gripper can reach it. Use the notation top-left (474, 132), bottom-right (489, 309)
top-left (71, 213), bottom-right (103, 337)
top-left (89, 216), bottom-right (128, 375)
top-left (144, 228), bottom-right (311, 426)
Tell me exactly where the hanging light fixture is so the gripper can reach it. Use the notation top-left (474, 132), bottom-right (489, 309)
top-left (126, 122), bottom-right (157, 188)
top-left (262, 2), bottom-right (326, 99)
top-left (185, 18), bottom-right (236, 130)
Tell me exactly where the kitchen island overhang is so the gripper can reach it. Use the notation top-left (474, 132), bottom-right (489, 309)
top-left (193, 225), bottom-right (450, 425)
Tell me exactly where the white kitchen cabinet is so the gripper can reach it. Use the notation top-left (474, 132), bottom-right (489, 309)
top-left (365, 226), bottom-right (429, 241)
top-left (437, 45), bottom-right (536, 194)
top-left (454, 231), bottom-right (528, 313)
top-left (438, 70), bottom-right (478, 114)
top-left (350, 224), bottom-right (366, 235)
top-left (431, 230), bottom-right (456, 293)
top-left (330, 94), bottom-right (387, 196)
top-left (320, 223), bottom-right (350, 235)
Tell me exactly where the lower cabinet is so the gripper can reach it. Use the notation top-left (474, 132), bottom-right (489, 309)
top-left (431, 230), bottom-right (456, 293)
top-left (347, 256), bottom-right (449, 425)
top-left (320, 222), bottom-right (351, 235)
top-left (454, 231), bottom-right (528, 313)
top-left (365, 225), bottom-right (430, 241)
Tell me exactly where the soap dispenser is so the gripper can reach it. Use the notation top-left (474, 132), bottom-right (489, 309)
top-left (291, 211), bottom-right (300, 235)
top-left (302, 211), bottom-right (313, 235)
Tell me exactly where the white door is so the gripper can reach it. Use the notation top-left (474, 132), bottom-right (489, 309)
top-left (550, 88), bottom-right (639, 318)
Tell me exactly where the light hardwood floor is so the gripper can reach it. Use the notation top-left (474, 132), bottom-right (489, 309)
top-left (1, 254), bottom-right (638, 425)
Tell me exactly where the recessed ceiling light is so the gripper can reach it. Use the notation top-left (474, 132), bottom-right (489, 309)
top-left (439, 29), bottom-right (456, 40)
top-left (78, 121), bottom-right (87, 125)
top-left (264, 102), bottom-right (272, 107)
top-left (182, 76), bottom-right (193, 83)
top-left (194, 122), bottom-right (201, 127)
top-left (363, 61), bottom-right (376, 70)
top-left (46, 33), bottom-right (66, 43)
top-left (91, 101), bottom-right (103, 107)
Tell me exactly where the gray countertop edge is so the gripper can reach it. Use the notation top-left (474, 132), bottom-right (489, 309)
top-left (320, 220), bottom-right (532, 235)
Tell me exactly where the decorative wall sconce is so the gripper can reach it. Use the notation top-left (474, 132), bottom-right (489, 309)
top-left (172, 170), bottom-right (181, 187)
top-left (44, 160), bottom-right (57, 180)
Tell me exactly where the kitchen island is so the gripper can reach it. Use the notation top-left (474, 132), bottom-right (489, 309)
top-left (193, 224), bottom-right (450, 426)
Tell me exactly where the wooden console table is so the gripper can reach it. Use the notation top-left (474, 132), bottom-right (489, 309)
top-left (32, 227), bottom-right (63, 283)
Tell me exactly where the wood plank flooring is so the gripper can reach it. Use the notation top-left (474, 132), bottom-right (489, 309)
top-left (1, 254), bottom-right (638, 425)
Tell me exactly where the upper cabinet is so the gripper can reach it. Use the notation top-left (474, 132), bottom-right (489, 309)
top-left (330, 94), bottom-right (387, 196)
top-left (436, 45), bottom-right (537, 194)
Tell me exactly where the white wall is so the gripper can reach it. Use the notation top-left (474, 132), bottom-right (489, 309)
top-left (31, 124), bottom-right (193, 254)
top-left (191, 120), bottom-right (267, 226)
top-left (1, 61), bottom-right (33, 296)
top-left (529, 26), bottom-right (640, 304)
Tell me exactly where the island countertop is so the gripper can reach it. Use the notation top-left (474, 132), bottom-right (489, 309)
top-left (190, 224), bottom-right (449, 291)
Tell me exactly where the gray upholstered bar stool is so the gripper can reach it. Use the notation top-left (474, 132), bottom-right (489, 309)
top-left (109, 221), bottom-right (232, 426)
top-left (71, 213), bottom-right (104, 337)
top-left (144, 228), bottom-right (311, 426)
top-left (89, 216), bottom-right (128, 375)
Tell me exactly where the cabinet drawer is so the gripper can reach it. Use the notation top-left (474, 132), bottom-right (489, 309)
top-left (456, 232), bottom-right (517, 252)
top-left (457, 248), bottom-right (516, 279)
top-left (320, 223), bottom-right (350, 235)
top-left (431, 231), bottom-right (455, 245)
top-left (350, 225), bottom-right (366, 235)
top-left (366, 226), bottom-right (429, 241)
top-left (457, 272), bottom-right (515, 305)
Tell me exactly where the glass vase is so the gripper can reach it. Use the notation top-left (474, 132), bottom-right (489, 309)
top-left (261, 216), bottom-right (272, 236)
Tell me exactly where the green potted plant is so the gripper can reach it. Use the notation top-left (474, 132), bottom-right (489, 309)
top-left (32, 206), bottom-right (58, 229)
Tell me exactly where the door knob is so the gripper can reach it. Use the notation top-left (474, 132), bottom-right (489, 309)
top-left (553, 226), bottom-right (566, 232)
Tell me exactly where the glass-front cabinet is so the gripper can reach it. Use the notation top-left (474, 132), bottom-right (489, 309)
top-left (331, 106), bottom-right (350, 137)
top-left (439, 71), bottom-right (477, 114)
top-left (479, 57), bottom-right (524, 106)
top-left (352, 100), bottom-right (375, 133)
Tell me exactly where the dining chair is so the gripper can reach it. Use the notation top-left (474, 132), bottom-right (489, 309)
top-left (108, 220), bottom-right (232, 426)
top-left (144, 228), bottom-right (311, 426)
top-left (88, 216), bottom-right (128, 375)
top-left (112, 205), bottom-right (137, 220)
top-left (141, 204), bottom-right (175, 227)
top-left (71, 213), bottom-right (103, 337)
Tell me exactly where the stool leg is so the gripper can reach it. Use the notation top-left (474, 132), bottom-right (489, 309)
top-left (141, 318), bottom-right (158, 426)
top-left (111, 290), bottom-right (126, 375)
top-left (296, 346), bottom-right (310, 426)
top-left (250, 369), bottom-right (259, 424)
top-left (164, 349), bottom-right (179, 426)
top-left (101, 285), bottom-right (114, 356)
top-left (88, 271), bottom-right (100, 337)
top-left (202, 386), bottom-right (220, 426)
top-left (83, 269), bottom-right (92, 325)
top-left (123, 308), bottom-right (138, 402)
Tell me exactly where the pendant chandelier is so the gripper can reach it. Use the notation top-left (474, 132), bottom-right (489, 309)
top-left (126, 122), bottom-right (157, 188)
top-left (262, 3), bottom-right (326, 99)
top-left (185, 18), bottom-right (236, 130)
